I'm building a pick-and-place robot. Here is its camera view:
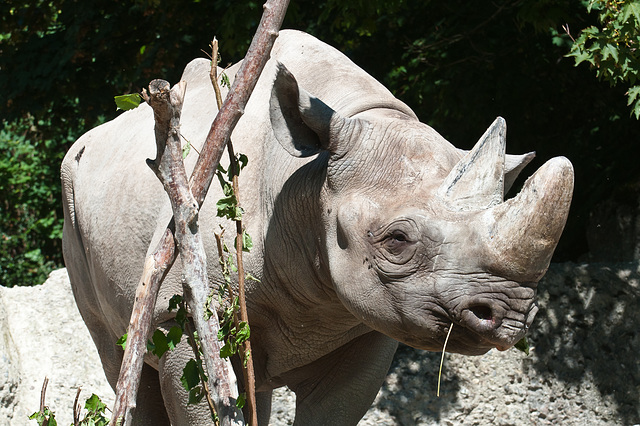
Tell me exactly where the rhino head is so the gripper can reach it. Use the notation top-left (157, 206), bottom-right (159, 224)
top-left (270, 63), bottom-right (574, 355)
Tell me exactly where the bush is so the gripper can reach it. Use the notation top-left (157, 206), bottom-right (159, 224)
top-left (0, 117), bottom-right (69, 287)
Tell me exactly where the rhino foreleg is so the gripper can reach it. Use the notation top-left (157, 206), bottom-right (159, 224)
top-left (288, 331), bottom-right (398, 426)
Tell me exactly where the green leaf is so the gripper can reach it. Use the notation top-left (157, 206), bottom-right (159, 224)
top-left (514, 336), bottom-right (530, 355)
top-left (626, 86), bottom-right (640, 119)
top-left (622, 2), bottom-right (640, 24)
top-left (28, 411), bottom-right (45, 424)
top-left (114, 93), bottom-right (143, 111)
top-left (182, 140), bottom-right (191, 159)
top-left (216, 195), bottom-right (243, 220)
top-left (236, 392), bottom-right (246, 409)
top-left (181, 359), bottom-right (201, 391)
top-left (29, 408), bottom-right (57, 426)
top-left (220, 341), bottom-right (235, 358)
top-left (84, 394), bottom-right (107, 413)
top-left (221, 72), bottom-right (231, 88)
top-left (166, 326), bottom-right (183, 350)
top-left (175, 305), bottom-right (187, 328)
top-left (235, 230), bottom-right (253, 252)
top-left (567, 47), bottom-right (595, 67)
top-left (151, 329), bottom-right (170, 358)
top-left (236, 321), bottom-right (250, 344)
top-left (237, 153), bottom-right (249, 170)
top-left (627, 85), bottom-right (640, 105)
top-left (600, 42), bottom-right (619, 65)
top-left (188, 386), bottom-right (205, 404)
top-left (116, 333), bottom-right (127, 351)
top-left (168, 294), bottom-right (183, 312)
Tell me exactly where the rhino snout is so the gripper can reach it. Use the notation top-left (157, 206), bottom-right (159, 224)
top-left (457, 294), bottom-right (538, 350)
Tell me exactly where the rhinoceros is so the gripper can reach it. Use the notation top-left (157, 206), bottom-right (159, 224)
top-left (61, 30), bottom-right (573, 425)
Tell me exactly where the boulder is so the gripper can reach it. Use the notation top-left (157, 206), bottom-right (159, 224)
top-left (1, 264), bottom-right (639, 425)
top-left (0, 269), bottom-right (114, 425)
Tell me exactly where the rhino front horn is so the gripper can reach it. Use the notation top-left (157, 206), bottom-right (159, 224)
top-left (438, 117), bottom-right (506, 211)
top-left (484, 156), bottom-right (574, 281)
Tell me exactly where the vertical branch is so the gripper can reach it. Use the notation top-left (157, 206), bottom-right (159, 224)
top-left (111, 234), bottom-right (176, 425)
top-left (210, 38), bottom-right (257, 426)
top-left (232, 182), bottom-right (257, 426)
top-left (39, 377), bottom-right (49, 415)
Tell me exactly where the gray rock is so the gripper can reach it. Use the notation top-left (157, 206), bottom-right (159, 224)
top-left (1, 263), bottom-right (639, 425)
top-left (0, 293), bottom-right (21, 423)
top-left (0, 269), bottom-right (114, 426)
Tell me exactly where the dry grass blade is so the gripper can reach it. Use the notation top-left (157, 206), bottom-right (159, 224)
top-left (437, 323), bottom-right (454, 397)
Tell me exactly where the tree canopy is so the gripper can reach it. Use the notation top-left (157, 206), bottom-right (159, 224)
top-left (1, 0), bottom-right (639, 285)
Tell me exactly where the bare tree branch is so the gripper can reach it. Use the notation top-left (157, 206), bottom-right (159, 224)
top-left (111, 0), bottom-right (290, 424)
top-left (144, 79), bottom-right (244, 424)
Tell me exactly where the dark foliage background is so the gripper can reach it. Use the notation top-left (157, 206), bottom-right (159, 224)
top-left (1, 0), bottom-right (637, 285)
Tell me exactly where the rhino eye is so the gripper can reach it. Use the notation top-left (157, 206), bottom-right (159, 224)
top-left (383, 231), bottom-right (410, 252)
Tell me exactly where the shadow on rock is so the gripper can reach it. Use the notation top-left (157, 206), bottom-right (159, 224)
top-left (529, 262), bottom-right (640, 425)
top-left (373, 344), bottom-right (462, 424)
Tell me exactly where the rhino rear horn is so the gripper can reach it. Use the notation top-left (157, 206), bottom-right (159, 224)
top-left (438, 117), bottom-right (507, 211)
top-left (504, 151), bottom-right (535, 194)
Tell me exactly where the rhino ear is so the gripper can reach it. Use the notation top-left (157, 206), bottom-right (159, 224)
top-left (270, 62), bottom-right (343, 157)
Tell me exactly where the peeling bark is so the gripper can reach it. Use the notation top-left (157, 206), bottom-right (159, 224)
top-left (145, 79), bottom-right (243, 424)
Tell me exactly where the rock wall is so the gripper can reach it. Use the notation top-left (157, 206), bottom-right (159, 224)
top-left (1, 265), bottom-right (639, 425)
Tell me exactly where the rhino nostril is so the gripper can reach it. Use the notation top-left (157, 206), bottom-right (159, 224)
top-left (470, 305), bottom-right (494, 322)
top-left (461, 303), bottom-right (501, 334)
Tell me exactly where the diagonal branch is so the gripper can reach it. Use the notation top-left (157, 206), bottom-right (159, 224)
top-left (110, 0), bottom-right (290, 424)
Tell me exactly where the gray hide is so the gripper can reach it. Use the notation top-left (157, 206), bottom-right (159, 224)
top-left (61, 30), bottom-right (574, 426)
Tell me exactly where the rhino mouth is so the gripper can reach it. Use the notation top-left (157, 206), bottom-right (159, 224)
top-left (454, 296), bottom-right (538, 352)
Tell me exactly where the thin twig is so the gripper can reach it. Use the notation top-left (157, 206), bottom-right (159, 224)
top-left (39, 377), bottom-right (48, 413)
top-left (563, 23), bottom-right (576, 43)
top-left (211, 39), bottom-right (225, 110)
top-left (39, 377), bottom-right (49, 426)
top-left (437, 323), bottom-right (454, 397)
top-left (209, 38), bottom-right (258, 426)
top-left (73, 387), bottom-right (82, 426)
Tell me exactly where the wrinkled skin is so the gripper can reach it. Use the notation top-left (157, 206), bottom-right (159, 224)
top-left (61, 30), bottom-right (573, 425)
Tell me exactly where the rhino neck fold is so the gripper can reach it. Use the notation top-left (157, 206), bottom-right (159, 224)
top-left (251, 152), bottom-right (367, 382)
